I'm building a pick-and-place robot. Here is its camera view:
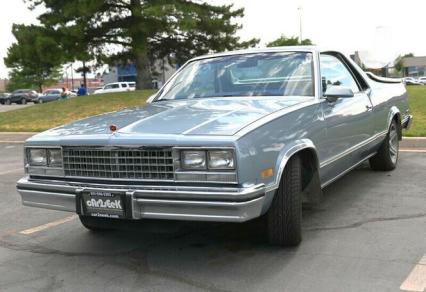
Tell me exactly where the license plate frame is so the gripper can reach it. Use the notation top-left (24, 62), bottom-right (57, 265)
top-left (81, 191), bottom-right (126, 219)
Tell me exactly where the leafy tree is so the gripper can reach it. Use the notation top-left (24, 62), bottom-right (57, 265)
top-left (266, 35), bottom-right (313, 47)
top-left (27, 0), bottom-right (259, 89)
top-left (4, 24), bottom-right (63, 92)
top-left (394, 53), bottom-right (414, 73)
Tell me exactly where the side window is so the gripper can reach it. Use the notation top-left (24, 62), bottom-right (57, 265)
top-left (320, 54), bottom-right (359, 94)
top-left (121, 83), bottom-right (128, 88)
top-left (111, 84), bottom-right (120, 89)
top-left (104, 84), bottom-right (113, 89)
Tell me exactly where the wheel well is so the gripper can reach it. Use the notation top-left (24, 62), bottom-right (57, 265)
top-left (295, 148), bottom-right (319, 192)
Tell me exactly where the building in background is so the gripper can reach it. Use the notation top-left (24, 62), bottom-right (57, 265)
top-left (101, 59), bottom-right (177, 88)
top-left (402, 56), bottom-right (426, 77)
top-left (43, 78), bottom-right (103, 93)
top-left (0, 79), bottom-right (9, 92)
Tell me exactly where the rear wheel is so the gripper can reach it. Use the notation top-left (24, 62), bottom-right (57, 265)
top-left (5, 99), bottom-right (11, 105)
top-left (266, 155), bottom-right (302, 246)
top-left (79, 215), bottom-right (114, 231)
top-left (38, 99), bottom-right (43, 104)
top-left (370, 119), bottom-right (399, 171)
top-left (21, 98), bottom-right (27, 105)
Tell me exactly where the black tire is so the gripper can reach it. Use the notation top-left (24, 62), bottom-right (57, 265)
top-left (266, 155), bottom-right (302, 246)
top-left (5, 99), bottom-right (11, 105)
top-left (79, 215), bottom-right (114, 231)
top-left (369, 119), bottom-right (399, 171)
top-left (38, 99), bottom-right (43, 104)
top-left (21, 98), bottom-right (27, 105)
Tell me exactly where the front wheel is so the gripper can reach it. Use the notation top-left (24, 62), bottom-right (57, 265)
top-left (79, 215), bottom-right (114, 231)
top-left (21, 98), bottom-right (27, 105)
top-left (5, 99), bottom-right (11, 105)
top-left (266, 155), bottom-right (302, 246)
top-left (370, 119), bottom-right (399, 171)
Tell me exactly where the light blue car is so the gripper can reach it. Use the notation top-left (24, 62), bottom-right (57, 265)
top-left (17, 47), bottom-right (412, 246)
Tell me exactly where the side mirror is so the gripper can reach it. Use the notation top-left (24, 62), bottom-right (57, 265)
top-left (324, 86), bottom-right (354, 102)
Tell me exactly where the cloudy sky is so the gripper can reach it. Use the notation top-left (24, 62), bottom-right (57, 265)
top-left (1, 0), bottom-right (426, 78)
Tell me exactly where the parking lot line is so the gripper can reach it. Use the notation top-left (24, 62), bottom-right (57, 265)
top-left (19, 215), bottom-right (78, 235)
top-left (400, 255), bottom-right (426, 292)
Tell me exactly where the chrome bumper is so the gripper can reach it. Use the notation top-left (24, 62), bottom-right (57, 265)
top-left (16, 177), bottom-right (266, 222)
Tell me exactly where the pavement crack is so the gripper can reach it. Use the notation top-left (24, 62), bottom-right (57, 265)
top-left (304, 212), bottom-right (426, 232)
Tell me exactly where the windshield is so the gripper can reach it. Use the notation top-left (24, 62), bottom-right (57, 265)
top-left (157, 52), bottom-right (314, 101)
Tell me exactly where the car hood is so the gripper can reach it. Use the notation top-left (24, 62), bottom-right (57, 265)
top-left (36, 97), bottom-right (312, 138)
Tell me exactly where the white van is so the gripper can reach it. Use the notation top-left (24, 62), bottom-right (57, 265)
top-left (93, 82), bottom-right (136, 94)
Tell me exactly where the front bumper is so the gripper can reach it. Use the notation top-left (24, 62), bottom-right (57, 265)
top-left (16, 177), bottom-right (266, 222)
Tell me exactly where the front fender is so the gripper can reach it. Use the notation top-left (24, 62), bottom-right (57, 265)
top-left (268, 138), bottom-right (318, 192)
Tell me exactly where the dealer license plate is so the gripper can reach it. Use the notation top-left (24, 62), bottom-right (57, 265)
top-left (82, 191), bottom-right (125, 219)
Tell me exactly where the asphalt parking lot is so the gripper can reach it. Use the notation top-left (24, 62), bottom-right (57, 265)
top-left (0, 143), bottom-right (425, 292)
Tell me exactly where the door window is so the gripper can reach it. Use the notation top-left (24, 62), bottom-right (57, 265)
top-left (320, 54), bottom-right (359, 93)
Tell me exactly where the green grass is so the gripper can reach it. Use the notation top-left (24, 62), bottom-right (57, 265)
top-left (0, 90), bottom-right (155, 132)
top-left (405, 86), bottom-right (426, 137)
top-left (0, 87), bottom-right (424, 136)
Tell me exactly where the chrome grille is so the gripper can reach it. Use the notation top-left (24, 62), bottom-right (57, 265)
top-left (62, 147), bottom-right (174, 180)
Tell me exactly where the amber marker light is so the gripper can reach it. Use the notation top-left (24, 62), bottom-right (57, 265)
top-left (261, 168), bottom-right (273, 178)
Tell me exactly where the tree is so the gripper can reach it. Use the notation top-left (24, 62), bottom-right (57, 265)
top-left (394, 53), bottom-right (414, 74)
top-left (27, 0), bottom-right (259, 89)
top-left (4, 24), bottom-right (63, 92)
top-left (266, 35), bottom-right (313, 47)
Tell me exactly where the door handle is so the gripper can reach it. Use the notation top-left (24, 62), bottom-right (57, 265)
top-left (366, 105), bottom-right (373, 111)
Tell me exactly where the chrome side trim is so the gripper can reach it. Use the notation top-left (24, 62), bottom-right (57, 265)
top-left (319, 131), bottom-right (387, 169)
top-left (321, 152), bottom-right (376, 188)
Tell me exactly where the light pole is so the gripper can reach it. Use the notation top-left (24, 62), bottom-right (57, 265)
top-left (298, 5), bottom-right (303, 44)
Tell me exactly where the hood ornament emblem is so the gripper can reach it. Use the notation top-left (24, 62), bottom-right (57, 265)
top-left (109, 124), bottom-right (118, 133)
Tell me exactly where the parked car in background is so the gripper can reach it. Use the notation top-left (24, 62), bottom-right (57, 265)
top-left (37, 89), bottom-right (63, 103)
top-left (93, 82), bottom-right (134, 94)
top-left (17, 47), bottom-right (412, 246)
top-left (417, 76), bottom-right (426, 84)
top-left (128, 82), bottom-right (136, 89)
top-left (403, 77), bottom-right (422, 85)
top-left (0, 89), bottom-right (38, 105)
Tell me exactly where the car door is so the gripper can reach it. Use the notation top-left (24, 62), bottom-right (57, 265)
top-left (319, 53), bottom-right (375, 183)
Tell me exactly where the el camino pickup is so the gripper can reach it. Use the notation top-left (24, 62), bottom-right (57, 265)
top-left (17, 47), bottom-right (412, 246)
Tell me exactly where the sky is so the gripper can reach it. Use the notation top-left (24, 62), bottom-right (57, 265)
top-left (1, 0), bottom-right (426, 79)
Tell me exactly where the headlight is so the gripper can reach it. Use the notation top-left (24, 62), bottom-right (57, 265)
top-left (181, 150), bottom-right (206, 169)
top-left (48, 149), bottom-right (63, 167)
top-left (28, 149), bottom-right (47, 166)
top-left (208, 150), bottom-right (235, 169)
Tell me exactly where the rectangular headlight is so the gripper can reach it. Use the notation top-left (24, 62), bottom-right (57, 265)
top-left (48, 149), bottom-right (62, 167)
top-left (181, 150), bottom-right (206, 170)
top-left (28, 149), bottom-right (47, 166)
top-left (208, 150), bottom-right (235, 169)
